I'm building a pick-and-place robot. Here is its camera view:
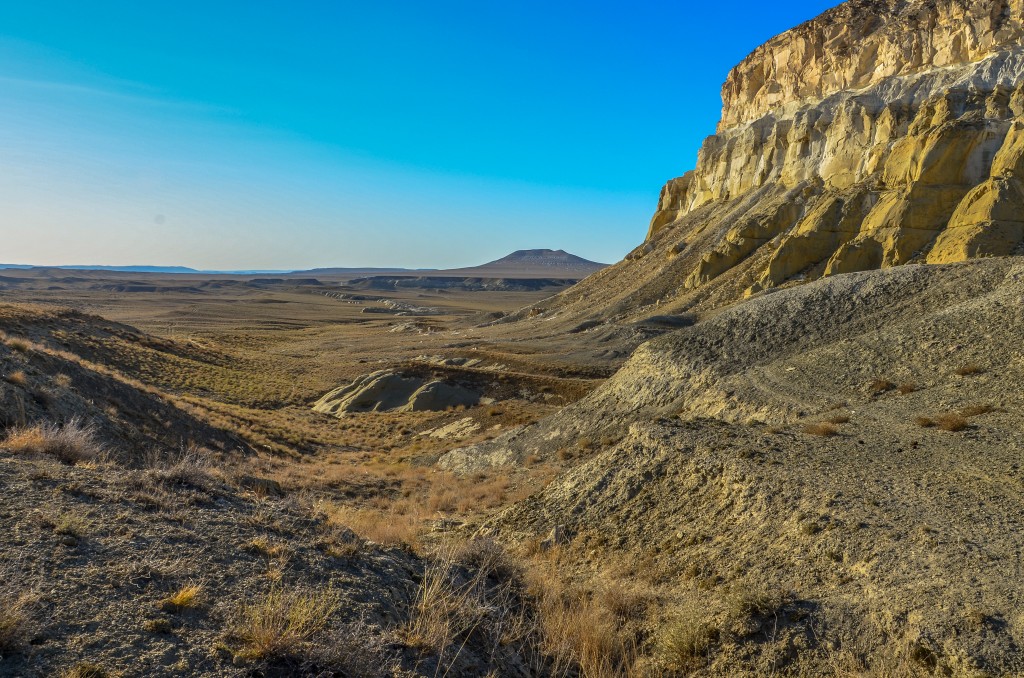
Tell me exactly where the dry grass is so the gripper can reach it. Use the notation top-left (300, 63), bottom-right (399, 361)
top-left (61, 662), bottom-right (114, 678)
top-left (5, 370), bottom-right (27, 386)
top-left (3, 419), bottom-right (103, 465)
top-left (869, 378), bottom-right (895, 394)
top-left (5, 337), bottom-right (32, 354)
top-left (659, 603), bottom-right (718, 672)
top-left (160, 584), bottom-right (203, 612)
top-left (803, 422), bottom-right (839, 437)
top-left (317, 502), bottom-right (423, 547)
top-left (826, 414), bottom-right (851, 425)
top-left (960, 403), bottom-right (996, 417)
top-left (232, 586), bottom-right (339, 660)
top-left (955, 363), bottom-right (985, 376)
top-left (914, 416), bottom-right (936, 428)
top-left (897, 382), bottom-right (918, 395)
top-left (935, 413), bottom-right (969, 432)
top-left (0, 592), bottom-right (33, 656)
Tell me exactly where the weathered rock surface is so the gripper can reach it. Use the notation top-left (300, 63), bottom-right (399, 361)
top-left (657, 0), bottom-right (1024, 295)
top-left (313, 370), bottom-right (479, 415)
top-left (510, 0), bottom-right (1024, 335)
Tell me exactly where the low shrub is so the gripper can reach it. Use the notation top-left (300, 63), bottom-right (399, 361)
top-left (3, 419), bottom-right (103, 465)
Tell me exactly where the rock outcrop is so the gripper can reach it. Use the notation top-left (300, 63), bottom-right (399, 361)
top-left (505, 0), bottom-right (1024, 337)
top-left (648, 0), bottom-right (1024, 298)
top-left (313, 370), bottom-right (479, 415)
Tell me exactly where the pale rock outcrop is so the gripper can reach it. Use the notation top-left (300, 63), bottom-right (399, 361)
top-left (644, 0), bottom-right (1024, 298)
top-left (313, 370), bottom-right (479, 416)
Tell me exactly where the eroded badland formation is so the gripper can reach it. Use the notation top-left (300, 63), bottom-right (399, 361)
top-left (4, 1), bottom-right (1024, 676)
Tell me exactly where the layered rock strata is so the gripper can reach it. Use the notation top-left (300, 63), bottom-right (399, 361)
top-left (648, 0), bottom-right (1024, 297)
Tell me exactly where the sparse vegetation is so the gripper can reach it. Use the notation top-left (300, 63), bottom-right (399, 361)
top-left (5, 370), bottom-right (27, 386)
top-left (0, 591), bottom-right (33, 656)
top-left (870, 378), bottom-right (895, 394)
top-left (6, 337), bottom-right (32, 354)
top-left (898, 382), bottom-right (919, 394)
top-left (160, 584), bottom-right (202, 612)
top-left (659, 603), bottom-right (718, 671)
top-left (915, 416), bottom-right (936, 428)
top-left (3, 419), bottom-right (102, 465)
top-left (960, 403), bottom-right (996, 417)
top-left (231, 586), bottom-right (339, 661)
top-left (936, 413), bottom-right (970, 432)
top-left (955, 363), bottom-right (985, 376)
top-left (803, 422), bottom-right (839, 436)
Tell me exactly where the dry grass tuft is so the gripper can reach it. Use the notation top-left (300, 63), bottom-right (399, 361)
top-left (302, 619), bottom-right (396, 677)
top-left (61, 663), bottom-right (114, 678)
top-left (659, 603), bottom-right (718, 672)
top-left (0, 592), bottom-right (33, 655)
top-left (232, 587), bottom-right (339, 660)
top-left (955, 363), bottom-right (985, 376)
top-left (960, 403), bottom-right (996, 417)
top-left (898, 382), bottom-right (919, 395)
top-left (936, 413), bottom-right (969, 432)
top-left (5, 370), bottom-right (27, 386)
top-left (914, 416), bottom-right (936, 428)
top-left (803, 422), bottom-right (839, 437)
top-left (160, 584), bottom-right (202, 612)
top-left (144, 446), bottom-right (215, 490)
top-left (869, 378), bottom-right (895, 394)
top-left (3, 419), bottom-right (103, 465)
top-left (5, 337), bottom-right (32, 354)
top-left (826, 414), bottom-right (851, 425)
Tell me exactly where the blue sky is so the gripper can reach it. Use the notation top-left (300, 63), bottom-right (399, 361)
top-left (0, 1), bottom-right (838, 270)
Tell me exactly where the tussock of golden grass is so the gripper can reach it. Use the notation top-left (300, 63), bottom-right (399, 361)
top-left (658, 603), bottom-right (718, 672)
top-left (232, 587), bottom-right (338, 661)
top-left (803, 422), bottom-right (839, 437)
top-left (955, 363), bottom-right (985, 376)
top-left (914, 416), bottom-right (936, 428)
top-left (826, 414), bottom-right (851, 425)
top-left (0, 593), bottom-right (32, 655)
top-left (3, 419), bottom-right (103, 465)
top-left (960, 403), bottom-right (996, 417)
top-left (936, 413), bottom-right (969, 432)
top-left (160, 584), bottom-right (202, 612)
top-left (5, 370), bottom-right (27, 386)
top-left (61, 662), bottom-right (113, 678)
top-left (898, 382), bottom-right (919, 395)
top-left (531, 575), bottom-right (636, 677)
top-left (5, 337), bottom-right (32, 354)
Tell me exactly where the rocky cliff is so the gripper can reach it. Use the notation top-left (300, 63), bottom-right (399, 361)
top-left (506, 0), bottom-right (1024, 336)
top-left (649, 0), bottom-right (1024, 298)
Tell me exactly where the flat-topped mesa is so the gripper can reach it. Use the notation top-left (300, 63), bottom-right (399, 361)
top-left (646, 0), bottom-right (1024, 297)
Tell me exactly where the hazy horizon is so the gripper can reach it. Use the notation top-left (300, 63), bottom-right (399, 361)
top-left (0, 1), bottom-right (838, 270)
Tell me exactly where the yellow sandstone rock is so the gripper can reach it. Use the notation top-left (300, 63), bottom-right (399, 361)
top-left (645, 0), bottom-right (1024, 295)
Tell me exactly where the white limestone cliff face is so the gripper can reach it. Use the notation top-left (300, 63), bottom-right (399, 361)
top-left (648, 0), bottom-right (1024, 297)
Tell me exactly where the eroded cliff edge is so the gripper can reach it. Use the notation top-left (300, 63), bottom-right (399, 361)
top-left (503, 0), bottom-right (1024, 336)
top-left (650, 0), bottom-right (1024, 297)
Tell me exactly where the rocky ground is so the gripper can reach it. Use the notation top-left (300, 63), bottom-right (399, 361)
top-left (440, 258), bottom-right (1024, 675)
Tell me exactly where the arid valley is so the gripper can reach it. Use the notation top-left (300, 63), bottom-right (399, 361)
top-left (6, 0), bottom-right (1024, 676)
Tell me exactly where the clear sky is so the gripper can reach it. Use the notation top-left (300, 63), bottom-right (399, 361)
top-left (0, 1), bottom-right (839, 270)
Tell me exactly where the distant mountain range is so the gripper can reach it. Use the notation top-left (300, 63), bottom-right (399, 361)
top-left (0, 249), bottom-right (608, 279)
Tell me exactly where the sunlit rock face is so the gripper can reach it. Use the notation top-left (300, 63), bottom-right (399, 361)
top-left (649, 0), bottom-right (1024, 296)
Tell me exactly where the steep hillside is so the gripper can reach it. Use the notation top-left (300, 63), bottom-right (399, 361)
top-left (500, 0), bottom-right (1024, 332)
top-left (451, 258), bottom-right (1024, 674)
